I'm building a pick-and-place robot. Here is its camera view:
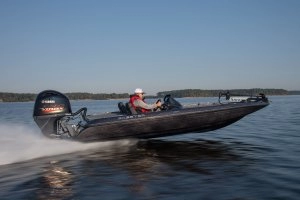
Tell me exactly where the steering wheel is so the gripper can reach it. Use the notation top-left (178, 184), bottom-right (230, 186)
top-left (154, 95), bottom-right (173, 111)
top-left (164, 94), bottom-right (171, 103)
top-left (160, 95), bottom-right (171, 111)
top-left (153, 99), bottom-right (161, 111)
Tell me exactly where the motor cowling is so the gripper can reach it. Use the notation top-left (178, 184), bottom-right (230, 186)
top-left (33, 90), bottom-right (72, 137)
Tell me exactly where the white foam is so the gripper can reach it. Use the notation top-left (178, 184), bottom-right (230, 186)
top-left (0, 123), bottom-right (136, 165)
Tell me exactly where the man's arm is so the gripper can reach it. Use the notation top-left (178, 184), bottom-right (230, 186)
top-left (133, 99), bottom-right (157, 110)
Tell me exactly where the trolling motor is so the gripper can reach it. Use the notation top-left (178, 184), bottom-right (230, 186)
top-left (218, 91), bottom-right (268, 104)
top-left (33, 90), bottom-right (88, 138)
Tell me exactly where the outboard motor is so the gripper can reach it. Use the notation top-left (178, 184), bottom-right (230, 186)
top-left (33, 90), bottom-right (72, 137)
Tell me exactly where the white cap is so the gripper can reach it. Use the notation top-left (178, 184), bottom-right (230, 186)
top-left (134, 88), bottom-right (144, 94)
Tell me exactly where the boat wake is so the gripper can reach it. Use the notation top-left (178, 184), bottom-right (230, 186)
top-left (0, 123), bottom-right (136, 166)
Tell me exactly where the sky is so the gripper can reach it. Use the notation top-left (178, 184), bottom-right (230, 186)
top-left (0, 0), bottom-right (299, 95)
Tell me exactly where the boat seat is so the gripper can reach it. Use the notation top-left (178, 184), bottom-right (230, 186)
top-left (126, 102), bottom-right (138, 115)
top-left (118, 102), bottom-right (130, 115)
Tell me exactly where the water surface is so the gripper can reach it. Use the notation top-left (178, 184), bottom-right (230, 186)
top-left (0, 96), bottom-right (299, 199)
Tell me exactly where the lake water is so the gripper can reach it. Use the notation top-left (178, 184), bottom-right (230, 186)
top-left (0, 96), bottom-right (299, 200)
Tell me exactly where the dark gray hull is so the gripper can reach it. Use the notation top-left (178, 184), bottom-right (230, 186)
top-left (75, 101), bottom-right (268, 142)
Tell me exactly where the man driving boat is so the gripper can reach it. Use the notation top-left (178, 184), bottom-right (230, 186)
top-left (129, 88), bottom-right (162, 113)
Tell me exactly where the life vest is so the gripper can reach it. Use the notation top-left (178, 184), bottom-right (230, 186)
top-left (129, 95), bottom-right (150, 113)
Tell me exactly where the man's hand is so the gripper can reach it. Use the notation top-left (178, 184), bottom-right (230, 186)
top-left (156, 100), bottom-right (162, 108)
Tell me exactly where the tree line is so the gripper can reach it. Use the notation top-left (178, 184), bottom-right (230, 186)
top-left (0, 89), bottom-right (299, 102)
top-left (65, 92), bottom-right (129, 100)
top-left (0, 92), bottom-right (130, 102)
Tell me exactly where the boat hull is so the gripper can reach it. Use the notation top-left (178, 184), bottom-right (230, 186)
top-left (74, 102), bottom-right (268, 142)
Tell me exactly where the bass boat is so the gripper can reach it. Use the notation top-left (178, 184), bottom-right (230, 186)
top-left (33, 90), bottom-right (269, 142)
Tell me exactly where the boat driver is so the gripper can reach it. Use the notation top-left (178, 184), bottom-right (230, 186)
top-left (129, 88), bottom-right (162, 113)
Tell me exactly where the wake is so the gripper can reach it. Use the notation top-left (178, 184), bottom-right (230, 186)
top-left (0, 123), bottom-right (136, 165)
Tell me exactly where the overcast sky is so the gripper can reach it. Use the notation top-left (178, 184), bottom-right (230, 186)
top-left (0, 0), bottom-right (299, 95)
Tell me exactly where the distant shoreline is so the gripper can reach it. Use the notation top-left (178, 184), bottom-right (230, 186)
top-left (0, 88), bottom-right (299, 102)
